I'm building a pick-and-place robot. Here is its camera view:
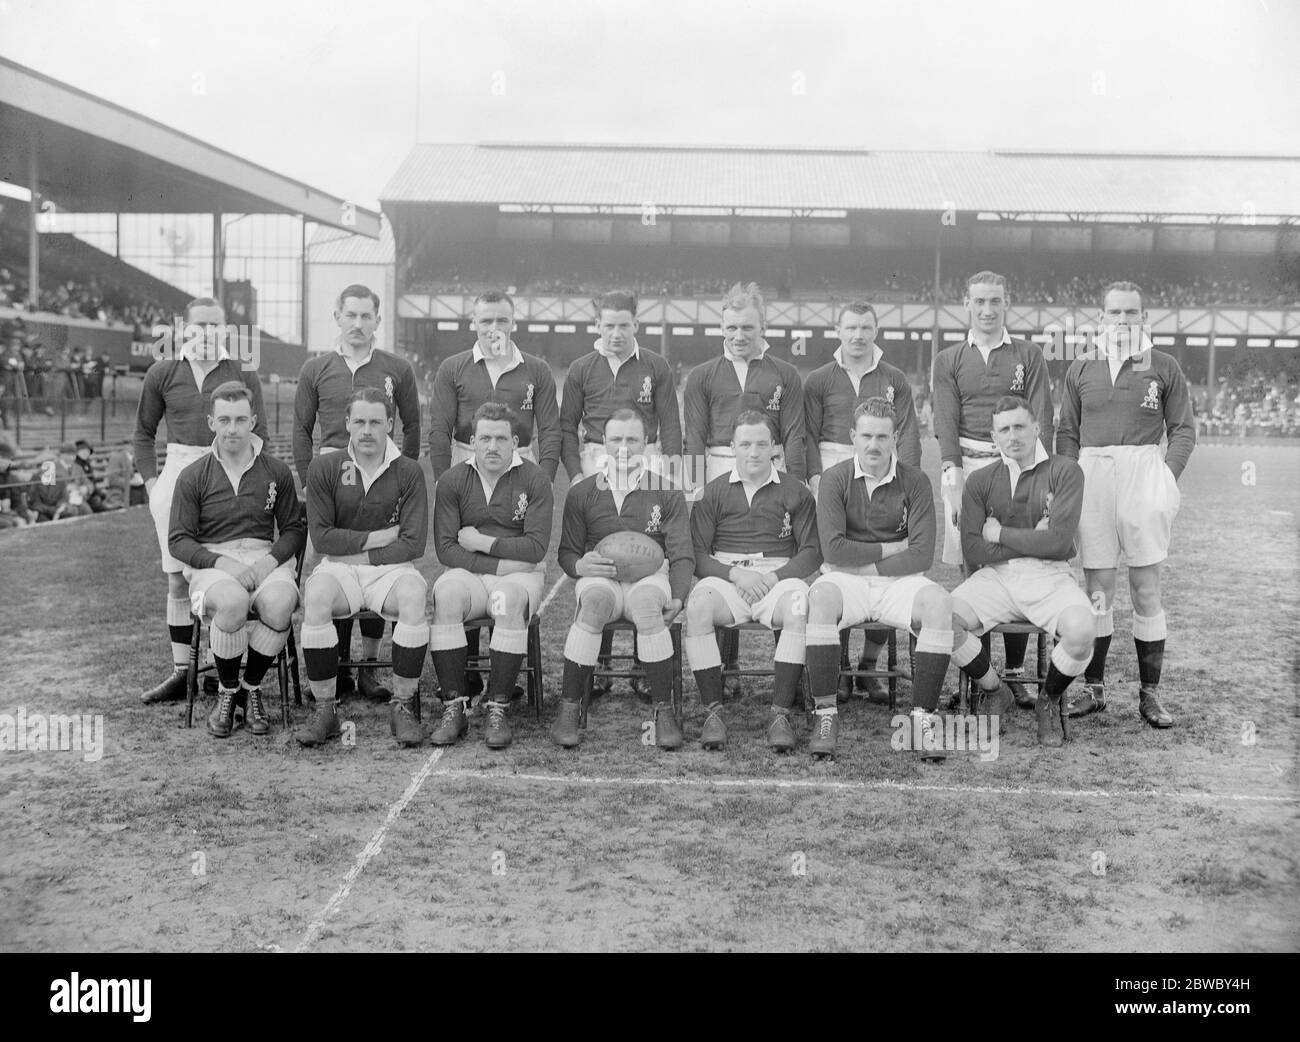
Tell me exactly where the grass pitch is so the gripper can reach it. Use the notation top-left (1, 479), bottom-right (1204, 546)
top-left (0, 440), bottom-right (1296, 951)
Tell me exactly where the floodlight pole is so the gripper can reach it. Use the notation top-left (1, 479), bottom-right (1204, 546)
top-left (27, 139), bottom-right (39, 313)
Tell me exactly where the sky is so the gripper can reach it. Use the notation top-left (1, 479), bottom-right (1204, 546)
top-left (1, 0), bottom-right (1297, 210)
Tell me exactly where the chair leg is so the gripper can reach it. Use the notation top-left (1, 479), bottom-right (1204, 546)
top-left (529, 616), bottom-right (542, 720)
top-left (287, 627), bottom-right (302, 707)
top-left (888, 631), bottom-right (899, 711)
top-left (278, 651), bottom-right (289, 729)
top-left (186, 617), bottom-right (201, 729)
top-left (671, 624), bottom-right (683, 722)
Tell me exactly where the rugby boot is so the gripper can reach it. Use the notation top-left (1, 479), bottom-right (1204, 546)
top-left (630, 676), bottom-right (652, 703)
top-left (207, 687), bottom-right (237, 738)
top-left (141, 668), bottom-right (187, 704)
top-left (724, 672), bottom-right (747, 701)
top-left (767, 708), bottom-right (796, 753)
top-left (911, 707), bottom-right (948, 762)
top-left (336, 665), bottom-right (356, 696)
top-left (655, 703), bottom-right (684, 750)
top-left (1036, 690), bottom-right (1070, 745)
top-left (551, 699), bottom-right (582, 749)
top-left (295, 699), bottom-right (341, 747)
top-left (978, 681), bottom-right (1016, 735)
top-left (590, 659), bottom-right (613, 700)
top-left (244, 687), bottom-right (270, 736)
top-left (1003, 667), bottom-right (1033, 709)
top-left (1068, 682), bottom-right (1106, 718)
top-left (391, 697), bottom-right (424, 748)
top-left (808, 707), bottom-right (839, 759)
top-left (484, 700), bottom-right (513, 749)
top-left (358, 667), bottom-right (394, 703)
top-left (855, 652), bottom-right (891, 702)
top-left (1139, 688), bottom-right (1174, 729)
top-left (698, 702), bottom-right (726, 750)
top-left (429, 697), bottom-right (468, 746)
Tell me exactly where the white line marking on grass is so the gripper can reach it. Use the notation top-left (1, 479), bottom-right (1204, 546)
top-left (293, 576), bottom-right (568, 952)
top-left (1268, 510), bottom-right (1294, 517)
top-left (295, 747), bottom-right (446, 953)
top-left (429, 767), bottom-right (1297, 804)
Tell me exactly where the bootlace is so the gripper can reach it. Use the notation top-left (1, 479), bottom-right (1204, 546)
top-left (486, 701), bottom-right (507, 727)
top-left (216, 689), bottom-right (235, 718)
top-left (246, 687), bottom-right (266, 721)
top-left (439, 698), bottom-right (464, 725)
top-left (817, 711), bottom-right (834, 739)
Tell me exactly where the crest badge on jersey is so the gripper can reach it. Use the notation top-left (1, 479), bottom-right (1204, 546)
top-left (897, 503), bottom-right (908, 533)
top-left (645, 504), bottom-right (663, 534)
top-left (1009, 363), bottom-right (1026, 393)
top-left (1140, 380), bottom-right (1161, 410)
top-left (885, 385), bottom-right (895, 404)
top-left (779, 510), bottom-right (792, 539)
top-left (384, 375), bottom-right (394, 400)
top-left (1040, 491), bottom-right (1054, 526)
top-left (512, 493), bottom-right (529, 521)
top-left (767, 385), bottom-right (783, 412)
top-left (636, 376), bottom-right (654, 404)
top-left (264, 481), bottom-right (277, 513)
top-left (521, 383), bottom-right (535, 411)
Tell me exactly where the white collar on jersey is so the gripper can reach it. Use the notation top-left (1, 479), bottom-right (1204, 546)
top-left (853, 451), bottom-right (897, 488)
top-left (729, 463), bottom-right (780, 491)
top-left (347, 436), bottom-right (402, 487)
top-left (466, 449), bottom-right (524, 475)
top-left (965, 328), bottom-right (1012, 350)
top-left (723, 339), bottom-right (770, 365)
top-left (832, 344), bottom-right (882, 373)
top-left (336, 336), bottom-right (376, 371)
top-left (210, 433), bottom-right (265, 472)
top-left (593, 337), bottom-right (640, 363)
top-left (472, 340), bottom-right (524, 371)
top-left (1001, 440), bottom-right (1050, 495)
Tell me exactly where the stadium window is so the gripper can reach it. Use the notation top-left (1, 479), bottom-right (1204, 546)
top-left (555, 324), bottom-right (576, 333)
top-left (705, 328), bottom-right (724, 337)
top-left (1186, 337), bottom-right (1209, 347)
top-left (764, 329), bottom-right (786, 338)
top-left (944, 332), bottom-right (964, 342)
top-left (645, 326), bottom-right (663, 335)
top-left (883, 330), bottom-right (905, 340)
top-left (1276, 339), bottom-right (1298, 349)
top-left (792, 330), bottom-right (812, 339)
top-left (671, 327), bottom-right (694, 336)
top-left (528, 324), bottom-right (549, 333)
top-left (436, 322), bottom-right (460, 331)
top-left (1213, 337), bottom-right (1237, 347)
top-left (1246, 338), bottom-right (1271, 348)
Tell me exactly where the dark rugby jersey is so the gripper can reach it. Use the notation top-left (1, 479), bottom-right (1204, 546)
top-left (427, 345), bottom-right (560, 480)
top-left (305, 440), bottom-right (428, 566)
top-left (690, 468), bottom-right (821, 581)
top-left (293, 347), bottom-right (421, 484)
top-left (817, 456), bottom-right (936, 577)
top-left (803, 351), bottom-right (921, 473)
top-left (168, 440), bottom-right (305, 570)
top-left (134, 359), bottom-right (268, 481)
top-left (433, 456), bottom-right (554, 575)
top-left (1055, 350), bottom-right (1196, 479)
top-left (559, 344), bottom-right (683, 478)
top-left (931, 334), bottom-right (1054, 466)
top-left (683, 348), bottom-right (807, 480)
top-left (960, 452), bottom-right (1084, 567)
top-left (558, 470), bottom-right (694, 602)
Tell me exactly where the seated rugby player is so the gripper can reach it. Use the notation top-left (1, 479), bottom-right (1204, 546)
top-left (297, 387), bottom-right (430, 748)
top-left (805, 398), bottom-right (963, 760)
top-left (169, 382), bottom-right (306, 738)
top-left (554, 407), bottom-right (693, 750)
top-left (428, 402), bottom-right (553, 749)
top-left (950, 396), bottom-right (1095, 746)
top-left (685, 410), bottom-right (821, 751)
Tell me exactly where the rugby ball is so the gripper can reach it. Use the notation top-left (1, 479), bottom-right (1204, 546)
top-left (596, 530), bottom-right (665, 582)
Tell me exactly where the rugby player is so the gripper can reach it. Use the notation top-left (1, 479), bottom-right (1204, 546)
top-left (685, 411), bottom-right (820, 751)
top-left (296, 387), bottom-right (430, 748)
top-left (427, 403), bottom-right (553, 749)
top-left (683, 281), bottom-right (806, 687)
top-left (932, 271), bottom-right (1054, 706)
top-left (294, 284), bottom-right (421, 701)
top-left (553, 408), bottom-right (693, 750)
top-left (1056, 282), bottom-right (1195, 727)
top-left (559, 288), bottom-right (683, 696)
top-left (428, 289), bottom-right (560, 700)
top-left (168, 382), bottom-right (305, 738)
top-left (804, 300), bottom-right (921, 698)
top-left (805, 398), bottom-right (961, 760)
top-left (136, 297), bottom-right (267, 705)
top-left (950, 396), bottom-right (1094, 746)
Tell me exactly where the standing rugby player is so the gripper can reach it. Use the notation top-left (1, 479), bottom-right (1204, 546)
top-left (296, 388), bottom-right (430, 748)
top-left (804, 399), bottom-right (958, 760)
top-left (932, 271), bottom-right (1054, 705)
top-left (560, 289), bottom-right (682, 694)
top-left (294, 284), bottom-right (420, 701)
top-left (683, 281), bottom-right (806, 685)
top-left (169, 382), bottom-right (305, 738)
top-left (951, 396), bottom-right (1094, 745)
top-left (428, 290), bottom-right (560, 699)
top-left (553, 408), bottom-right (693, 750)
top-left (427, 403), bottom-right (554, 749)
top-left (805, 300), bottom-right (921, 697)
top-left (1056, 282), bottom-right (1195, 727)
top-left (136, 297), bottom-right (267, 705)
top-left (685, 411), bottom-right (820, 751)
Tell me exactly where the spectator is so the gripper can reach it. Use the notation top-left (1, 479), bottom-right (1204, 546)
top-left (72, 439), bottom-right (108, 512)
top-left (104, 445), bottom-right (146, 508)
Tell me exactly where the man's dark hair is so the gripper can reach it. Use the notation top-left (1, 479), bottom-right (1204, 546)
top-left (991, 394), bottom-right (1033, 419)
top-left (606, 406), bottom-right (647, 438)
top-left (208, 380), bottom-right (253, 416)
top-left (731, 409), bottom-right (778, 442)
top-left (1102, 280), bottom-right (1144, 311)
top-left (836, 300), bottom-right (878, 324)
top-left (473, 289), bottom-right (515, 313)
top-left (596, 289), bottom-right (638, 317)
top-left (472, 401), bottom-right (520, 438)
top-left (854, 397), bottom-right (897, 431)
top-left (346, 385), bottom-right (393, 421)
top-left (337, 284), bottom-right (380, 312)
top-left (184, 296), bottom-right (224, 322)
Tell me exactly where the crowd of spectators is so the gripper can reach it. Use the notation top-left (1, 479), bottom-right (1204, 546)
top-left (1, 318), bottom-right (117, 428)
top-left (0, 266), bottom-right (173, 336)
top-left (911, 271), bottom-right (1300, 308)
top-left (1196, 364), bottom-right (1300, 437)
top-left (0, 435), bottom-right (145, 528)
